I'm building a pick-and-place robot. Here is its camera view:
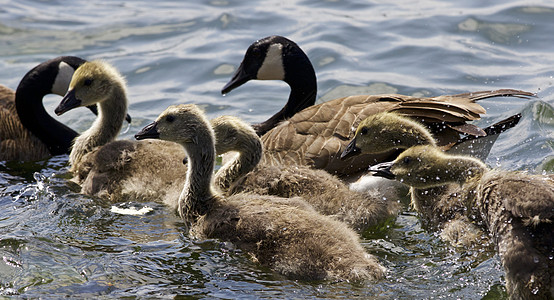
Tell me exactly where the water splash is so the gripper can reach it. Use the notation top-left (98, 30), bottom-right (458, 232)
top-left (110, 205), bottom-right (153, 216)
top-left (13, 172), bottom-right (55, 203)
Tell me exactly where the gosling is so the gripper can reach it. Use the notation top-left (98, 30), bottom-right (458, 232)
top-left (211, 115), bottom-right (399, 232)
top-left (341, 112), bottom-right (520, 246)
top-left (135, 104), bottom-right (387, 282)
top-left (370, 145), bottom-right (554, 300)
top-left (54, 60), bottom-right (186, 206)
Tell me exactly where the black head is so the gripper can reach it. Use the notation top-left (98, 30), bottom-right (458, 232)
top-left (222, 35), bottom-right (307, 94)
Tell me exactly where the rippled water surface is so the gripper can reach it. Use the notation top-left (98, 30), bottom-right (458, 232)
top-left (1, 0), bottom-right (553, 298)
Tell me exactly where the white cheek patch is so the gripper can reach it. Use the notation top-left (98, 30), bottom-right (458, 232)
top-left (51, 61), bottom-right (76, 96)
top-left (257, 43), bottom-right (285, 80)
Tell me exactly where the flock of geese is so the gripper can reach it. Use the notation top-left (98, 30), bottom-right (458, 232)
top-left (1, 35), bottom-right (552, 298)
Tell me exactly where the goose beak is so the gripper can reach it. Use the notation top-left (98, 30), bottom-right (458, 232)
top-left (222, 62), bottom-right (253, 94)
top-left (368, 161), bottom-right (396, 180)
top-left (135, 121), bottom-right (160, 140)
top-left (340, 138), bottom-right (361, 160)
top-left (55, 89), bottom-right (81, 115)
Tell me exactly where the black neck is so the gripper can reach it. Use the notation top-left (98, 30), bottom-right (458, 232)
top-left (253, 41), bottom-right (317, 136)
top-left (15, 56), bottom-right (86, 156)
top-left (253, 70), bottom-right (316, 136)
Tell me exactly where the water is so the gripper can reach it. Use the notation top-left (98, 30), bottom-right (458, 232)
top-left (1, 0), bottom-right (553, 298)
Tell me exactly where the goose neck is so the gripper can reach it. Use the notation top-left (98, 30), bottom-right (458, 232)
top-left (15, 58), bottom-right (84, 155)
top-left (69, 85), bottom-right (127, 166)
top-left (215, 134), bottom-right (262, 191)
top-left (179, 130), bottom-right (218, 220)
top-left (444, 156), bottom-right (487, 185)
top-left (253, 66), bottom-right (317, 136)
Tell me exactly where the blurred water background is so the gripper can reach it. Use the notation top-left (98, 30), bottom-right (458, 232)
top-left (0, 0), bottom-right (553, 298)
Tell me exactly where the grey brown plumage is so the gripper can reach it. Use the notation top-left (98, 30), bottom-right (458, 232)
top-left (223, 35), bottom-right (534, 179)
top-left (211, 115), bottom-right (399, 232)
top-left (0, 56), bottom-right (88, 161)
top-left (344, 112), bottom-right (554, 298)
top-left (259, 90), bottom-right (533, 178)
top-left (54, 60), bottom-right (187, 205)
top-left (135, 104), bottom-right (387, 282)
top-left (370, 146), bottom-right (554, 300)
top-left (0, 85), bottom-right (49, 161)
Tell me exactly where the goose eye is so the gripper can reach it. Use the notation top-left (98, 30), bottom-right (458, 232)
top-left (166, 115), bottom-right (175, 123)
top-left (403, 156), bottom-right (411, 164)
top-left (252, 47), bottom-right (261, 57)
top-left (360, 127), bottom-right (369, 135)
top-left (84, 78), bottom-right (93, 86)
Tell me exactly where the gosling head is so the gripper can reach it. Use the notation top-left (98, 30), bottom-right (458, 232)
top-left (369, 145), bottom-right (487, 189)
top-left (135, 104), bottom-right (212, 145)
top-left (55, 60), bottom-right (126, 115)
top-left (211, 115), bottom-right (259, 154)
top-left (341, 112), bottom-right (436, 160)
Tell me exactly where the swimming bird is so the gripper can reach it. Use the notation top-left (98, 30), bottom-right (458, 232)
top-left (369, 145), bottom-right (554, 300)
top-left (0, 56), bottom-right (132, 162)
top-left (135, 104), bottom-right (386, 282)
top-left (340, 111), bottom-right (522, 161)
top-left (54, 60), bottom-right (186, 206)
top-left (222, 35), bottom-right (534, 179)
top-left (211, 115), bottom-right (399, 232)
top-left (341, 111), bottom-right (522, 243)
top-left (1, 56), bottom-right (89, 161)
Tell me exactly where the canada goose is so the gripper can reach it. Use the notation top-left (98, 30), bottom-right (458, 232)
top-left (222, 35), bottom-right (534, 179)
top-left (210, 115), bottom-right (399, 232)
top-left (54, 60), bottom-right (186, 206)
top-left (134, 104), bottom-right (386, 282)
top-left (369, 145), bottom-right (554, 300)
top-left (0, 56), bottom-right (89, 161)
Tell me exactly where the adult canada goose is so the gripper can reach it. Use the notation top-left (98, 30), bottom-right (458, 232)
top-left (222, 35), bottom-right (534, 179)
top-left (54, 60), bottom-right (186, 206)
top-left (210, 115), bottom-right (399, 232)
top-left (368, 145), bottom-right (554, 300)
top-left (135, 104), bottom-right (386, 281)
top-left (1, 56), bottom-right (89, 161)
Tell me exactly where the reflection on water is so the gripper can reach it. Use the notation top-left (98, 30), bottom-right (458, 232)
top-left (1, 0), bottom-right (553, 298)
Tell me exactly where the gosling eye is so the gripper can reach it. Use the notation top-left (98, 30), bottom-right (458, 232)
top-left (84, 78), bottom-right (93, 86)
top-left (166, 115), bottom-right (175, 123)
top-left (402, 156), bottom-right (412, 164)
top-left (360, 127), bottom-right (369, 135)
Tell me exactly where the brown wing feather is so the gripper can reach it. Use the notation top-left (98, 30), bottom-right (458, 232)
top-left (261, 90), bottom-right (533, 178)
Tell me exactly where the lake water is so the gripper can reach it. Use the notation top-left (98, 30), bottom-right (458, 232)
top-left (1, 0), bottom-right (553, 298)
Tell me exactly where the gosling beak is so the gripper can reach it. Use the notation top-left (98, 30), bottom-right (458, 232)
top-left (222, 61), bottom-right (253, 94)
top-left (368, 161), bottom-right (396, 180)
top-left (340, 138), bottom-right (361, 160)
top-left (86, 105), bottom-right (132, 123)
top-left (55, 89), bottom-right (81, 115)
top-left (135, 121), bottom-right (160, 140)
